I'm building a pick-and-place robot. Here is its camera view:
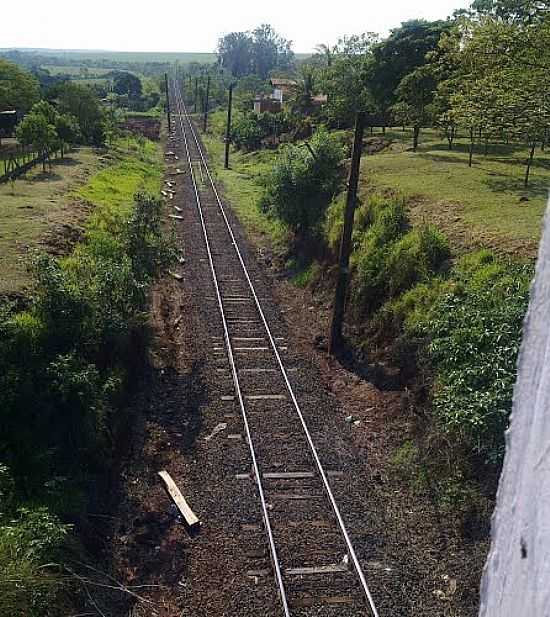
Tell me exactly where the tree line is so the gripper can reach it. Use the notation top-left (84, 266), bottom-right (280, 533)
top-left (215, 1), bottom-right (550, 186)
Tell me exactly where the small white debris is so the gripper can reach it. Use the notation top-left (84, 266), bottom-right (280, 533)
top-left (169, 271), bottom-right (183, 281)
top-left (204, 423), bottom-right (227, 442)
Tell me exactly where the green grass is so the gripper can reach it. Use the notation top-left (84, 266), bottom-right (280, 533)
top-left (0, 138), bottom-right (161, 296)
top-left (202, 128), bottom-right (286, 245)
top-left (42, 64), bottom-right (114, 77)
top-left (362, 128), bottom-right (548, 257)
top-left (78, 137), bottom-right (161, 228)
top-left (36, 50), bottom-right (217, 64)
top-left (0, 149), bottom-right (102, 295)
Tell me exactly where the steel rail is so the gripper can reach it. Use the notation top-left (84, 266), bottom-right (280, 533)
top-left (176, 81), bottom-right (380, 617)
top-left (171, 82), bottom-right (292, 617)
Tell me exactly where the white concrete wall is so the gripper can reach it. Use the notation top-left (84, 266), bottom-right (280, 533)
top-left (479, 203), bottom-right (550, 616)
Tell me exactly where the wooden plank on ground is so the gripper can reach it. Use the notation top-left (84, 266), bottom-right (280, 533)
top-left (158, 470), bottom-right (200, 532)
top-left (285, 564), bottom-right (349, 576)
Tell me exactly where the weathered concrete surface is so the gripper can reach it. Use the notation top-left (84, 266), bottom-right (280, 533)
top-left (479, 203), bottom-right (550, 616)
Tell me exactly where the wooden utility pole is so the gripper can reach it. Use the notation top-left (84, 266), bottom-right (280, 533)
top-left (328, 112), bottom-right (366, 355)
top-left (194, 77), bottom-right (198, 113)
top-left (224, 83), bottom-right (235, 169)
top-left (165, 73), bottom-right (171, 133)
top-left (203, 75), bottom-right (211, 132)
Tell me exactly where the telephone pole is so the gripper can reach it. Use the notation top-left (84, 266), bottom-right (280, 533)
top-left (194, 77), bottom-right (198, 113)
top-left (203, 75), bottom-right (211, 132)
top-left (224, 83), bottom-right (235, 169)
top-left (164, 73), bottom-right (171, 133)
top-left (328, 112), bottom-right (366, 355)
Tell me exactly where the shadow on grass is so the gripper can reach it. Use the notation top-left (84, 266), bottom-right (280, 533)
top-left (52, 156), bottom-right (80, 168)
top-left (31, 171), bottom-right (63, 182)
top-left (483, 174), bottom-right (549, 198)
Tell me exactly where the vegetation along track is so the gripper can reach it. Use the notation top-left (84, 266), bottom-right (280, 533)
top-left (170, 79), bottom-right (380, 616)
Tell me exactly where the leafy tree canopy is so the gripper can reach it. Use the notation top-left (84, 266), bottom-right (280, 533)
top-left (0, 59), bottom-right (40, 113)
top-left (470, 0), bottom-right (550, 22)
top-left (112, 71), bottom-right (143, 99)
top-left (47, 82), bottom-right (104, 145)
top-left (217, 24), bottom-right (294, 79)
top-left (368, 19), bottom-right (451, 116)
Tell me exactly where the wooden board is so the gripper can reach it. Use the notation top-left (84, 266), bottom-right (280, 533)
top-left (158, 470), bottom-right (200, 531)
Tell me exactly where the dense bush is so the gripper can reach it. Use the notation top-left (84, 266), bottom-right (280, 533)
top-left (259, 128), bottom-right (344, 235)
top-left (0, 464), bottom-right (70, 617)
top-left (231, 111), bottom-right (294, 151)
top-left (351, 192), bottom-right (450, 314)
top-left (411, 252), bottom-right (532, 464)
top-left (0, 193), bottom-right (173, 487)
top-left (231, 114), bottom-right (264, 151)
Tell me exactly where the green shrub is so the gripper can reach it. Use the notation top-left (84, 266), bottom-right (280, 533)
top-left (0, 465), bottom-right (71, 617)
top-left (412, 252), bottom-right (532, 464)
top-left (0, 510), bottom-right (70, 616)
top-left (231, 114), bottom-right (264, 151)
top-left (0, 193), bottom-right (174, 486)
top-left (259, 127), bottom-right (344, 235)
top-left (351, 192), bottom-right (449, 314)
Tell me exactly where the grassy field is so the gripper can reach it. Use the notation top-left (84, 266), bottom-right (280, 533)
top-left (0, 149), bottom-right (102, 295)
top-left (79, 138), bottom-right (162, 229)
top-left (31, 50), bottom-right (217, 64)
top-left (42, 64), bottom-right (115, 76)
top-left (0, 138), bottom-right (161, 296)
top-left (361, 128), bottom-right (547, 257)
top-left (201, 120), bottom-right (547, 260)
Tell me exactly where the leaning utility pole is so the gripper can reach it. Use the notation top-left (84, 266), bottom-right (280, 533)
top-left (165, 73), bottom-right (171, 133)
top-left (328, 112), bottom-right (366, 355)
top-left (224, 83), bottom-right (235, 169)
top-left (203, 75), bottom-right (211, 132)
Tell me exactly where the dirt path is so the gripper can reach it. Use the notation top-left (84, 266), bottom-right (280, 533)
top-left (100, 124), bottom-right (486, 617)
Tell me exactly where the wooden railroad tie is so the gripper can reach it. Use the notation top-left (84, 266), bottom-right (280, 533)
top-left (158, 470), bottom-right (200, 533)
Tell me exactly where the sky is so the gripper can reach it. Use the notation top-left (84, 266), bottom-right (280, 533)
top-left (2, 0), bottom-right (473, 54)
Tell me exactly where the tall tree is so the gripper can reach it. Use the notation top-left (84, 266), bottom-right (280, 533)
top-left (318, 33), bottom-right (377, 126)
top-left (251, 24), bottom-right (294, 78)
top-left (217, 31), bottom-right (254, 77)
top-left (470, 0), bottom-right (550, 22)
top-left (217, 25), bottom-right (294, 79)
top-left (16, 112), bottom-right (58, 171)
top-left (394, 65), bottom-right (437, 150)
top-left (112, 72), bottom-right (143, 99)
top-left (49, 82), bottom-right (104, 145)
top-left (0, 59), bottom-right (40, 113)
top-left (368, 20), bottom-right (451, 127)
top-left (450, 14), bottom-right (550, 183)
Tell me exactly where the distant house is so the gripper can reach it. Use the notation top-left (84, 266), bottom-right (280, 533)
top-left (269, 78), bottom-right (298, 104)
top-left (253, 96), bottom-right (282, 115)
top-left (253, 80), bottom-right (327, 116)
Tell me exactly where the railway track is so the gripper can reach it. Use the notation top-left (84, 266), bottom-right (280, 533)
top-left (169, 79), bottom-right (380, 617)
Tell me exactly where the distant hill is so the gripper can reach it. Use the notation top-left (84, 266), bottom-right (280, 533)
top-left (1, 48), bottom-right (311, 64)
top-left (0, 48), bottom-right (217, 64)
